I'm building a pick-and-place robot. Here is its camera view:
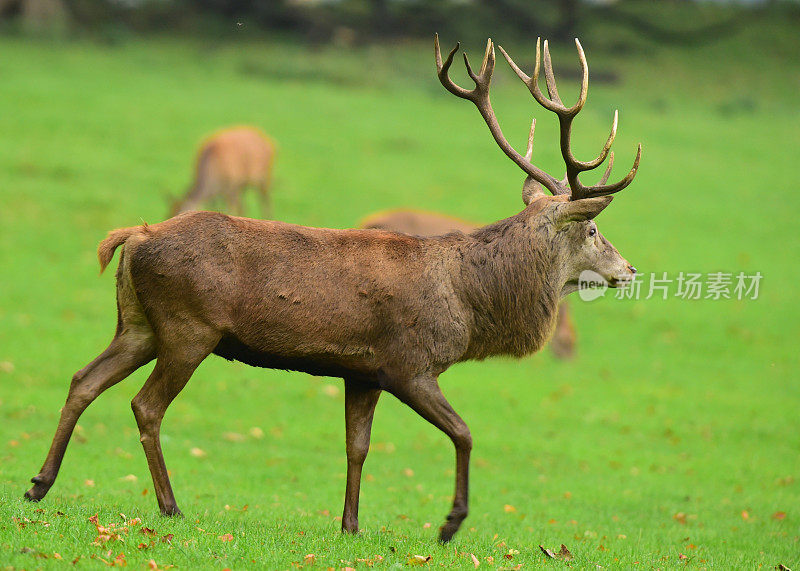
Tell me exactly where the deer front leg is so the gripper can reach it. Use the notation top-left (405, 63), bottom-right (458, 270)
top-left (389, 375), bottom-right (472, 543)
top-left (549, 300), bottom-right (577, 360)
top-left (341, 379), bottom-right (381, 534)
top-left (257, 179), bottom-right (271, 220)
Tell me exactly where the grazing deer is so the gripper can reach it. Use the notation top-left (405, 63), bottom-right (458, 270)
top-left (359, 209), bottom-right (578, 359)
top-left (170, 126), bottom-right (275, 218)
top-left (25, 36), bottom-right (640, 543)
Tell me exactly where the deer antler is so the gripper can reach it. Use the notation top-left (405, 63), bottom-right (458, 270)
top-left (435, 35), bottom-right (562, 196)
top-left (435, 34), bottom-right (641, 201)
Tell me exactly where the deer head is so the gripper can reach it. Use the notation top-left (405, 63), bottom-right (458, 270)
top-left (435, 36), bottom-right (640, 291)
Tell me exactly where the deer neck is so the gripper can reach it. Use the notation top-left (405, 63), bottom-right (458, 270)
top-left (454, 211), bottom-right (564, 360)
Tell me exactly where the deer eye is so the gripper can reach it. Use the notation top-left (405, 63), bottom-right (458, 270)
top-left (588, 227), bottom-right (597, 237)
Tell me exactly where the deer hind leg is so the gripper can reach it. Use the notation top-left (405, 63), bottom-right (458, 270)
top-left (257, 178), bottom-right (271, 219)
top-left (341, 379), bottom-right (381, 534)
top-left (549, 300), bottom-right (577, 360)
top-left (222, 184), bottom-right (245, 217)
top-left (25, 327), bottom-right (156, 502)
top-left (131, 329), bottom-right (219, 516)
top-left (389, 375), bottom-right (472, 543)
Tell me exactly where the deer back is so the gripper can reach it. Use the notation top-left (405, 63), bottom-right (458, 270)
top-left (360, 209), bottom-right (477, 236)
top-left (121, 212), bottom-right (472, 383)
top-left (194, 126), bottom-right (274, 192)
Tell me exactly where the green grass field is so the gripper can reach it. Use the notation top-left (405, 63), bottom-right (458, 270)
top-left (1, 10), bottom-right (799, 569)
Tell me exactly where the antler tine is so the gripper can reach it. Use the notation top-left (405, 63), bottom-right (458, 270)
top-left (574, 144), bottom-right (642, 199)
top-left (498, 40), bottom-right (559, 115)
top-left (435, 35), bottom-right (561, 195)
top-left (598, 151), bottom-right (615, 185)
top-left (573, 38), bottom-right (589, 112)
top-left (462, 40), bottom-right (495, 92)
top-left (541, 40), bottom-right (563, 106)
top-left (479, 37), bottom-right (492, 76)
top-left (524, 118), bottom-right (536, 162)
top-left (500, 38), bottom-right (588, 117)
top-left (569, 109), bottom-right (618, 172)
top-left (501, 36), bottom-right (640, 201)
top-left (435, 34), bottom-right (472, 99)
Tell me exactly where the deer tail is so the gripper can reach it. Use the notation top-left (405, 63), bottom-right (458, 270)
top-left (98, 225), bottom-right (145, 274)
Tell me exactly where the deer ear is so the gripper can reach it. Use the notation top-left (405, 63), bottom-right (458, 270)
top-left (555, 196), bottom-right (613, 225)
top-left (522, 176), bottom-right (546, 205)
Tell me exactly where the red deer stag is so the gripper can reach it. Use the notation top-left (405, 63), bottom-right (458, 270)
top-left (170, 126), bottom-right (275, 217)
top-left (25, 36), bottom-right (640, 543)
top-left (359, 209), bottom-right (578, 359)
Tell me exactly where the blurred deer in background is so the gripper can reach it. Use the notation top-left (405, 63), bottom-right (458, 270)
top-left (170, 126), bottom-right (275, 218)
top-left (26, 36), bottom-right (640, 543)
top-left (360, 209), bottom-right (578, 359)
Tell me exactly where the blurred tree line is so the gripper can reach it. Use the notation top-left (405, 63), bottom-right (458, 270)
top-left (0, 0), bottom-right (787, 44)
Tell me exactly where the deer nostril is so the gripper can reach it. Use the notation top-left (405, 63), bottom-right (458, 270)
top-left (628, 265), bottom-right (637, 274)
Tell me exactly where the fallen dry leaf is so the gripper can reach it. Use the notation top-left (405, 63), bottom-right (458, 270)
top-left (539, 544), bottom-right (573, 561)
top-left (741, 510), bottom-right (750, 520)
top-left (504, 505), bottom-right (516, 513)
top-left (218, 533), bottom-right (234, 542)
top-left (558, 544), bottom-right (574, 561)
top-left (248, 426), bottom-right (264, 439)
top-left (776, 565), bottom-right (791, 571)
top-left (120, 474), bottom-right (138, 482)
top-left (773, 512), bottom-right (787, 520)
top-left (678, 553), bottom-right (688, 560)
top-left (88, 515), bottom-right (125, 546)
top-left (469, 553), bottom-right (480, 568)
top-left (403, 468), bottom-right (414, 477)
top-left (223, 432), bottom-right (245, 442)
top-left (303, 554), bottom-right (316, 565)
top-left (189, 447), bottom-right (206, 458)
top-left (85, 479), bottom-right (96, 487)
top-left (540, 545), bottom-right (557, 559)
top-left (407, 554), bottom-right (432, 566)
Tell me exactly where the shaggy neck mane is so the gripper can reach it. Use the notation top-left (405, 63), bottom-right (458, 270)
top-left (452, 206), bottom-right (562, 361)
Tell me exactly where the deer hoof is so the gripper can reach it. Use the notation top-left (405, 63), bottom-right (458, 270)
top-left (438, 523), bottom-right (458, 543)
top-left (24, 486), bottom-right (45, 502)
top-left (24, 475), bottom-right (53, 501)
top-left (341, 519), bottom-right (360, 534)
top-left (161, 507), bottom-right (183, 517)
